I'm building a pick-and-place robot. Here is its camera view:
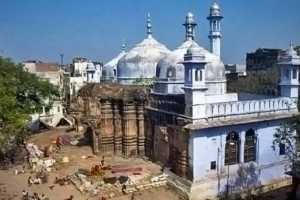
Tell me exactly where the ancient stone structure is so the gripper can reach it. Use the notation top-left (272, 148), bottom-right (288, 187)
top-left (72, 83), bottom-right (148, 157)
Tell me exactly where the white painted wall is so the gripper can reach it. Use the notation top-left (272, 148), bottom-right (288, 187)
top-left (189, 119), bottom-right (291, 199)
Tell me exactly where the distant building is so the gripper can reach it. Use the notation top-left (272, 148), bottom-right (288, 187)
top-left (225, 64), bottom-right (247, 79)
top-left (69, 57), bottom-right (103, 96)
top-left (295, 46), bottom-right (300, 56)
top-left (246, 48), bottom-right (284, 71)
top-left (23, 60), bottom-right (64, 95)
top-left (22, 60), bottom-right (71, 128)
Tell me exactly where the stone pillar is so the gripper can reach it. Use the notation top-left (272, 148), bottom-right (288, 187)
top-left (113, 102), bottom-right (122, 155)
top-left (240, 131), bottom-right (246, 163)
top-left (137, 103), bottom-right (145, 156)
top-left (144, 113), bottom-right (154, 158)
top-left (122, 103), bottom-right (137, 157)
top-left (176, 150), bottom-right (188, 178)
top-left (100, 100), bottom-right (114, 154)
top-left (92, 130), bottom-right (100, 155)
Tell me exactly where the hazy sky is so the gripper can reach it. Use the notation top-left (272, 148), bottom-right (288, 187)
top-left (0, 0), bottom-right (299, 64)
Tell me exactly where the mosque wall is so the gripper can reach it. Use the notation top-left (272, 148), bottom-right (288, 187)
top-left (188, 119), bottom-right (292, 199)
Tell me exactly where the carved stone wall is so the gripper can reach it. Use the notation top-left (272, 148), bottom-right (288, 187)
top-left (146, 109), bottom-right (191, 179)
top-left (73, 84), bottom-right (147, 157)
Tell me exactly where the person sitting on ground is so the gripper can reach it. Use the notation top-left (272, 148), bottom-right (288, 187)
top-left (28, 176), bottom-right (33, 186)
top-left (22, 190), bottom-right (29, 200)
top-left (33, 192), bottom-right (40, 200)
top-left (101, 156), bottom-right (105, 166)
top-left (40, 193), bottom-right (49, 200)
top-left (33, 177), bottom-right (42, 184)
top-left (122, 184), bottom-right (127, 194)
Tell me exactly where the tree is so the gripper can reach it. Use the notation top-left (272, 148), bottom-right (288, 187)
top-left (273, 115), bottom-right (300, 199)
top-left (0, 57), bottom-right (59, 157)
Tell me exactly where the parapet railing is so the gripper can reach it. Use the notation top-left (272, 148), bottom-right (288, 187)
top-left (205, 97), bottom-right (297, 119)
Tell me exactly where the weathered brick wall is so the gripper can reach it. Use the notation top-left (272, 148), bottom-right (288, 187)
top-left (73, 83), bottom-right (148, 158)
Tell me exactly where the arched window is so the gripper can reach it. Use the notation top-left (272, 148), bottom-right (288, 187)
top-left (195, 69), bottom-right (202, 81)
top-left (244, 129), bottom-right (257, 162)
top-left (195, 69), bottom-right (199, 81)
top-left (225, 131), bottom-right (240, 165)
top-left (113, 69), bottom-right (117, 77)
top-left (167, 67), bottom-right (176, 78)
top-left (156, 66), bottom-right (161, 77)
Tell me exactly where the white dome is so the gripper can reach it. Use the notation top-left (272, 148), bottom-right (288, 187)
top-left (117, 36), bottom-right (170, 84)
top-left (102, 50), bottom-right (126, 81)
top-left (154, 40), bottom-right (226, 94)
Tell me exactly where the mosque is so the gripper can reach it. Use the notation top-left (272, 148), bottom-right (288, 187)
top-left (89, 2), bottom-right (300, 199)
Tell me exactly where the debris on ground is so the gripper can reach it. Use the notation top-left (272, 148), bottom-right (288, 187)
top-left (26, 143), bottom-right (43, 159)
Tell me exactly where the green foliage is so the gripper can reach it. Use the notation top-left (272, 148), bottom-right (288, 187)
top-left (0, 57), bottom-right (59, 155)
top-left (273, 120), bottom-right (299, 162)
top-left (132, 77), bottom-right (156, 88)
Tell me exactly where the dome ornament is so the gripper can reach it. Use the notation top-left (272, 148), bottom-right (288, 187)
top-left (121, 42), bottom-right (127, 52)
top-left (146, 13), bottom-right (152, 38)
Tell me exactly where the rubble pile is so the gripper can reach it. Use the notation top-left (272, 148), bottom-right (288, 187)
top-left (26, 143), bottom-right (56, 172)
top-left (68, 163), bottom-right (168, 198)
top-left (125, 174), bottom-right (168, 193)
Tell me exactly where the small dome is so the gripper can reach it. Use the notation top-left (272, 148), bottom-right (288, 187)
top-left (102, 50), bottom-right (126, 81)
top-left (211, 2), bottom-right (220, 10)
top-left (209, 2), bottom-right (222, 17)
top-left (186, 12), bottom-right (195, 24)
top-left (278, 42), bottom-right (300, 65)
top-left (186, 43), bottom-right (202, 57)
top-left (155, 40), bottom-right (226, 94)
top-left (117, 36), bottom-right (170, 84)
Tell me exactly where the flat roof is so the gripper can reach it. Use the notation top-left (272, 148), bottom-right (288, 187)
top-left (185, 111), bottom-right (298, 131)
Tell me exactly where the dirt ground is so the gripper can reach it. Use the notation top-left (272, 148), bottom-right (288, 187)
top-left (1, 128), bottom-right (300, 200)
top-left (0, 128), bottom-right (181, 200)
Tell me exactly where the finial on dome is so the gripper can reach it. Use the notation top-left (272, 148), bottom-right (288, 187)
top-left (146, 13), bottom-right (152, 38)
top-left (183, 12), bottom-right (197, 41)
top-left (209, 1), bottom-right (222, 17)
top-left (121, 42), bottom-right (126, 52)
top-left (290, 40), bottom-right (294, 49)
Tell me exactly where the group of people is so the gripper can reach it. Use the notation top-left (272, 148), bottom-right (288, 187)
top-left (22, 190), bottom-right (49, 200)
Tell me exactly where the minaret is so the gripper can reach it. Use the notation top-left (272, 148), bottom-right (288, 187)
top-left (207, 1), bottom-right (223, 57)
top-left (279, 42), bottom-right (300, 98)
top-left (183, 43), bottom-right (208, 120)
top-left (183, 12), bottom-right (197, 41)
top-left (146, 13), bottom-right (152, 38)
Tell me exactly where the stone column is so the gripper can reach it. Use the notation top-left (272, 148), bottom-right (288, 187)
top-left (100, 100), bottom-right (114, 154)
top-left (137, 103), bottom-right (145, 156)
top-left (113, 102), bottom-right (122, 155)
top-left (144, 113), bottom-right (154, 158)
top-left (122, 103), bottom-right (137, 157)
top-left (240, 131), bottom-right (246, 163)
top-left (176, 149), bottom-right (188, 178)
top-left (92, 129), bottom-right (100, 155)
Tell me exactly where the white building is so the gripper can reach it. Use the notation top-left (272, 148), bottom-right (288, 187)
top-left (145, 3), bottom-right (300, 199)
top-left (70, 57), bottom-right (102, 96)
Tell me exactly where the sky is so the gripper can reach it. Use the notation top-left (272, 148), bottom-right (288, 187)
top-left (0, 0), bottom-right (299, 65)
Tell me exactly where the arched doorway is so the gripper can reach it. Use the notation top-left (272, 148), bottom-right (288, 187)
top-left (244, 129), bottom-right (257, 162)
